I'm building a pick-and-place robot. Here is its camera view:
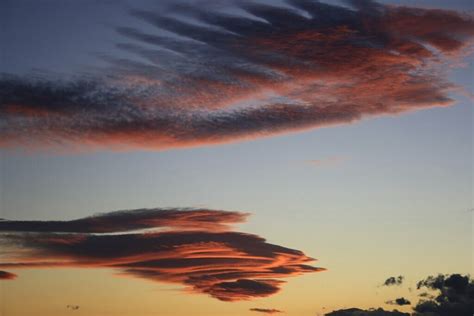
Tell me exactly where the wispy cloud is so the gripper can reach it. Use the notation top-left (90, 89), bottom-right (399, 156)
top-left (0, 208), bottom-right (324, 301)
top-left (306, 156), bottom-right (347, 167)
top-left (0, 0), bottom-right (473, 150)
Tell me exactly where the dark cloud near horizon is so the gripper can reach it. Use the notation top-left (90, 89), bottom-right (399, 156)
top-left (0, 208), bottom-right (324, 302)
top-left (250, 307), bottom-right (283, 314)
top-left (323, 274), bottom-right (473, 316)
top-left (1, 0), bottom-right (473, 150)
top-left (386, 297), bottom-right (411, 306)
top-left (383, 276), bottom-right (404, 286)
top-left (325, 308), bottom-right (409, 316)
top-left (414, 274), bottom-right (474, 316)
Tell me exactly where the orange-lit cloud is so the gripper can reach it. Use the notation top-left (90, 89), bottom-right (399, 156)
top-left (0, 270), bottom-right (17, 280)
top-left (0, 208), bottom-right (324, 301)
top-left (0, 208), bottom-right (248, 233)
top-left (1, 1), bottom-right (473, 150)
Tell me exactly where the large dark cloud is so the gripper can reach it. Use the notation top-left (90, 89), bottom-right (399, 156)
top-left (0, 208), bottom-right (324, 302)
top-left (1, 0), bottom-right (473, 150)
top-left (323, 274), bottom-right (473, 316)
top-left (413, 274), bottom-right (474, 316)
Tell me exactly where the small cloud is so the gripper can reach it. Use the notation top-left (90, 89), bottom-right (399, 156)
top-left (66, 305), bottom-right (80, 311)
top-left (0, 270), bottom-right (17, 280)
top-left (418, 292), bottom-right (435, 299)
top-left (250, 308), bottom-right (283, 314)
top-left (383, 276), bottom-right (404, 286)
top-left (385, 297), bottom-right (411, 306)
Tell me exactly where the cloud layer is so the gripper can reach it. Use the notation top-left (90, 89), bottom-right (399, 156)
top-left (0, 208), bottom-right (323, 301)
top-left (0, 208), bottom-right (247, 233)
top-left (1, 0), bottom-right (473, 150)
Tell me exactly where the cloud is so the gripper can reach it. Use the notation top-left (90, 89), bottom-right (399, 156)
top-left (1, 0), bottom-right (473, 150)
top-left (386, 298), bottom-right (411, 306)
top-left (0, 208), bottom-right (248, 233)
top-left (383, 276), bottom-right (404, 286)
top-left (0, 270), bottom-right (17, 280)
top-left (0, 208), bottom-right (324, 302)
top-left (323, 274), bottom-right (473, 316)
top-left (250, 308), bottom-right (283, 314)
top-left (66, 305), bottom-right (80, 311)
top-left (325, 308), bottom-right (409, 316)
top-left (414, 274), bottom-right (473, 316)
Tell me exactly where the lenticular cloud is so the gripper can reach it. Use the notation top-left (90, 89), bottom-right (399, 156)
top-left (0, 208), bottom-right (324, 301)
top-left (1, 0), bottom-right (473, 150)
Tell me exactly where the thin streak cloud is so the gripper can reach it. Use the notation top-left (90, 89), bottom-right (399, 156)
top-left (250, 307), bottom-right (284, 314)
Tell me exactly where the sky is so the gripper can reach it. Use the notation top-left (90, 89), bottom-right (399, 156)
top-left (0, 1), bottom-right (473, 316)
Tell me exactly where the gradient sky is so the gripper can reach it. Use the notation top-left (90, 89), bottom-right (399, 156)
top-left (0, 1), bottom-right (473, 316)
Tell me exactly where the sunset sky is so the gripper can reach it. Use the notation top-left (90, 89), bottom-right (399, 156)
top-left (0, 1), bottom-right (473, 315)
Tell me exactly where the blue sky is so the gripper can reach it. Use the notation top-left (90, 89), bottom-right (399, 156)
top-left (0, 1), bottom-right (472, 315)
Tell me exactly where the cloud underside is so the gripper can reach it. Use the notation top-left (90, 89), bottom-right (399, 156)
top-left (0, 208), bottom-right (323, 301)
top-left (1, 0), bottom-right (473, 150)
